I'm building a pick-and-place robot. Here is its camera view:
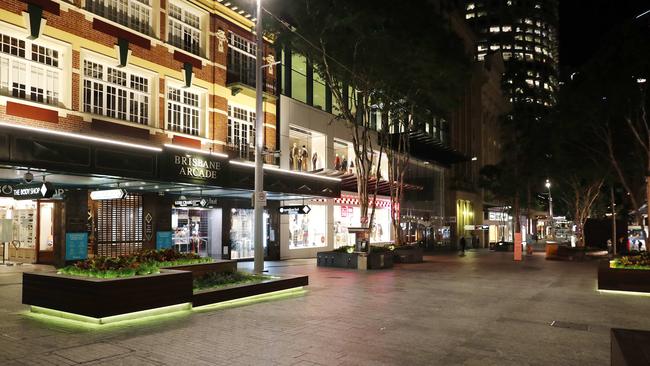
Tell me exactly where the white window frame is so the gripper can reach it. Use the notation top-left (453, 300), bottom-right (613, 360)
top-left (167, 1), bottom-right (202, 56)
top-left (227, 104), bottom-right (256, 151)
top-left (166, 81), bottom-right (205, 137)
top-left (86, 0), bottom-right (153, 35)
top-left (0, 31), bottom-right (62, 106)
top-left (228, 32), bottom-right (256, 85)
top-left (82, 55), bottom-right (152, 126)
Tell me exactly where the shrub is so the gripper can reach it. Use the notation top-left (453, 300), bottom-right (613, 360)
top-left (611, 252), bottom-right (650, 270)
top-left (193, 271), bottom-right (272, 291)
top-left (58, 249), bottom-right (211, 278)
top-left (333, 245), bottom-right (355, 253)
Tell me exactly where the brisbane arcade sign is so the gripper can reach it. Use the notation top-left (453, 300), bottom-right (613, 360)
top-left (162, 150), bottom-right (228, 186)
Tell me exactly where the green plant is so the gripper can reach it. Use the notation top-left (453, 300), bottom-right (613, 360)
top-left (58, 249), bottom-right (212, 278)
top-left (611, 252), bottom-right (650, 270)
top-left (193, 271), bottom-right (272, 291)
top-left (369, 245), bottom-right (391, 254)
top-left (333, 245), bottom-right (355, 253)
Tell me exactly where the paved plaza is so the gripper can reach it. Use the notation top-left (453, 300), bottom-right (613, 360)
top-left (0, 250), bottom-right (648, 365)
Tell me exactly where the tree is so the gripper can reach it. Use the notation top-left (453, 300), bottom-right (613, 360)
top-left (269, 0), bottom-right (469, 247)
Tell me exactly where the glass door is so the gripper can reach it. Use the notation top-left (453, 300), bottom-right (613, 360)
top-left (37, 201), bottom-right (55, 264)
top-left (229, 208), bottom-right (268, 259)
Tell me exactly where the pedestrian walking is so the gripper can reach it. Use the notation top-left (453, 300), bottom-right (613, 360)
top-left (460, 236), bottom-right (466, 256)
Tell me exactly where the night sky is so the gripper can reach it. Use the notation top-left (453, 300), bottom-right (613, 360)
top-left (559, 1), bottom-right (649, 76)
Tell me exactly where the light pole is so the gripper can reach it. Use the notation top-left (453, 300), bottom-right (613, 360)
top-left (545, 179), bottom-right (554, 240)
top-left (253, 0), bottom-right (265, 274)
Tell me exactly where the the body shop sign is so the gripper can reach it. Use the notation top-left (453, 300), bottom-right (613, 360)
top-left (163, 149), bottom-right (228, 185)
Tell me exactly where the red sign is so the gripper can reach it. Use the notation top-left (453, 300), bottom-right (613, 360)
top-left (360, 216), bottom-right (369, 224)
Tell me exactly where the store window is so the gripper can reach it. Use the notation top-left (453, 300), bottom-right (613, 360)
top-left (227, 105), bottom-right (256, 158)
top-left (289, 126), bottom-right (325, 172)
top-left (83, 59), bottom-right (150, 125)
top-left (333, 139), bottom-right (355, 173)
top-left (333, 198), bottom-right (391, 248)
top-left (171, 207), bottom-right (222, 257)
top-left (0, 198), bottom-right (36, 263)
top-left (0, 32), bottom-right (61, 106)
top-left (288, 205), bottom-right (327, 249)
top-left (167, 86), bottom-right (201, 136)
top-left (168, 1), bottom-right (201, 56)
top-left (227, 32), bottom-right (256, 88)
top-left (230, 208), bottom-right (268, 259)
top-left (86, 0), bottom-right (152, 35)
top-left (291, 53), bottom-right (307, 104)
top-left (313, 72), bottom-right (326, 110)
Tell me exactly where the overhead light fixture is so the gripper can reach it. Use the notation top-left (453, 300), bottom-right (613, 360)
top-left (229, 160), bottom-right (341, 182)
top-left (0, 122), bottom-right (162, 152)
top-left (90, 189), bottom-right (127, 200)
top-left (471, 156), bottom-right (478, 161)
top-left (164, 144), bottom-right (228, 158)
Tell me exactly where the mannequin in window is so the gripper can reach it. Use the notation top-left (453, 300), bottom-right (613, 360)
top-left (291, 143), bottom-right (300, 170)
top-left (312, 152), bottom-right (318, 171)
top-left (349, 160), bottom-right (355, 174)
top-left (300, 145), bottom-right (309, 171)
top-left (341, 155), bottom-right (348, 172)
top-left (334, 154), bottom-right (341, 170)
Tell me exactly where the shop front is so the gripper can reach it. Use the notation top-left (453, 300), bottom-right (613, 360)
top-left (0, 124), bottom-right (341, 266)
top-left (484, 209), bottom-right (513, 244)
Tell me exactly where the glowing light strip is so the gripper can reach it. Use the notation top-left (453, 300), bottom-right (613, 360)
top-left (28, 302), bottom-right (192, 326)
top-left (636, 9), bottom-right (650, 19)
top-left (0, 122), bottom-right (162, 152)
top-left (164, 144), bottom-right (229, 158)
top-left (597, 289), bottom-right (650, 297)
top-left (193, 287), bottom-right (307, 312)
top-left (229, 160), bottom-right (341, 182)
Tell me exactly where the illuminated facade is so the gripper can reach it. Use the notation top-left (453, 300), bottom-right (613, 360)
top-left (464, 0), bottom-right (559, 111)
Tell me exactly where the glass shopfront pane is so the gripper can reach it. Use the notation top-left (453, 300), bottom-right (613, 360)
top-left (289, 126), bottom-right (326, 172)
top-left (230, 208), bottom-right (268, 259)
top-left (172, 208), bottom-right (214, 257)
top-left (291, 53), bottom-right (307, 104)
top-left (333, 205), bottom-right (391, 248)
top-left (313, 73), bottom-right (326, 110)
top-left (288, 205), bottom-right (327, 249)
top-left (38, 202), bottom-right (54, 252)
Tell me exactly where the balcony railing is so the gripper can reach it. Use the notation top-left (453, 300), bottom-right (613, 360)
top-left (226, 66), bottom-right (276, 95)
top-left (224, 144), bottom-right (279, 165)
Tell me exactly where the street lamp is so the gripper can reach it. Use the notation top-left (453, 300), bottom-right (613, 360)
top-left (253, 0), bottom-right (265, 274)
top-left (545, 179), bottom-right (554, 240)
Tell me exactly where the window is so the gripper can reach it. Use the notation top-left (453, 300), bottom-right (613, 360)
top-left (0, 33), bottom-right (60, 105)
top-left (489, 26), bottom-right (500, 33)
top-left (167, 86), bottom-right (200, 136)
top-left (168, 2), bottom-right (201, 55)
top-left (227, 32), bottom-right (256, 87)
top-left (83, 59), bottom-right (150, 125)
top-left (86, 0), bottom-right (152, 35)
top-left (227, 105), bottom-right (255, 152)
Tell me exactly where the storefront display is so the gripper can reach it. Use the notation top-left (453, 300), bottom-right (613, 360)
top-left (289, 127), bottom-right (326, 172)
top-left (288, 205), bottom-right (327, 249)
top-left (333, 204), bottom-right (391, 248)
top-left (0, 198), bottom-right (44, 263)
top-left (230, 208), bottom-right (268, 259)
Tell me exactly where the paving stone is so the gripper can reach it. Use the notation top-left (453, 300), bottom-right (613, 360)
top-left (54, 343), bottom-right (132, 363)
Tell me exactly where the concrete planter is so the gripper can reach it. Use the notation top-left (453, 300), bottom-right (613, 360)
top-left (598, 260), bottom-right (650, 293)
top-left (393, 247), bottom-right (424, 263)
top-left (366, 252), bottom-right (394, 269)
top-left (611, 328), bottom-right (650, 365)
top-left (162, 260), bottom-right (237, 279)
top-left (192, 275), bottom-right (308, 307)
top-left (23, 270), bottom-right (192, 318)
top-left (316, 251), bottom-right (359, 269)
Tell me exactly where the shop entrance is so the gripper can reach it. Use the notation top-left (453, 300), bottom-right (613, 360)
top-left (229, 208), bottom-right (268, 260)
top-left (0, 198), bottom-right (59, 265)
top-left (172, 207), bottom-right (223, 258)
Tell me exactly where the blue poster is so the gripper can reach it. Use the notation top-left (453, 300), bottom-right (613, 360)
top-left (156, 231), bottom-right (173, 250)
top-left (65, 232), bottom-right (88, 261)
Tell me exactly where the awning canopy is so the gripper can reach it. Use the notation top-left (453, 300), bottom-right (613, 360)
top-left (386, 131), bottom-right (468, 167)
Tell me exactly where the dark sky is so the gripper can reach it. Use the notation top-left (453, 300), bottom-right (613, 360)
top-left (559, 1), bottom-right (649, 75)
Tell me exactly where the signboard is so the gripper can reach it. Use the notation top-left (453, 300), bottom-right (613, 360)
top-left (0, 184), bottom-right (13, 197)
top-left (161, 149), bottom-right (227, 186)
top-left (13, 182), bottom-right (54, 200)
top-left (252, 191), bottom-right (267, 207)
top-left (488, 212), bottom-right (510, 221)
top-left (90, 189), bottom-right (127, 200)
top-left (278, 205), bottom-right (311, 215)
top-left (514, 232), bottom-right (522, 261)
top-left (156, 231), bottom-right (173, 250)
top-left (174, 197), bottom-right (218, 208)
top-left (144, 212), bottom-right (153, 241)
top-left (65, 232), bottom-right (88, 261)
top-left (465, 225), bottom-right (490, 231)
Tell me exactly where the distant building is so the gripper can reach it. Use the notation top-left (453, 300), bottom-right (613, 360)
top-left (464, 0), bottom-right (559, 114)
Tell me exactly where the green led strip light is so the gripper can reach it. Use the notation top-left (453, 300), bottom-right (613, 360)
top-left (28, 303), bottom-right (192, 328)
top-left (192, 287), bottom-right (307, 312)
top-left (597, 289), bottom-right (650, 297)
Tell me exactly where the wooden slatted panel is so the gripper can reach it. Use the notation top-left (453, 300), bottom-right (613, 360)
top-left (96, 195), bottom-right (143, 257)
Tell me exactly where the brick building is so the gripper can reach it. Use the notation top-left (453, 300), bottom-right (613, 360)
top-left (0, 0), bottom-right (340, 266)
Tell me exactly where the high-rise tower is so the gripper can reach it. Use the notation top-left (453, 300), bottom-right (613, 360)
top-left (464, 0), bottom-right (559, 115)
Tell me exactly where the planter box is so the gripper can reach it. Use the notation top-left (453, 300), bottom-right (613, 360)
top-left (598, 260), bottom-right (650, 293)
top-left (393, 248), bottom-right (424, 263)
top-left (367, 252), bottom-right (394, 269)
top-left (611, 328), bottom-right (650, 366)
top-left (317, 251), bottom-right (359, 269)
top-left (23, 270), bottom-right (192, 318)
top-left (162, 260), bottom-right (237, 279)
top-left (192, 275), bottom-right (308, 307)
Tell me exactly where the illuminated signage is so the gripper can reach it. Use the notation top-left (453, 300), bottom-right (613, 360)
top-left (278, 205), bottom-right (311, 215)
top-left (13, 182), bottom-right (54, 200)
top-left (90, 189), bottom-right (127, 201)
